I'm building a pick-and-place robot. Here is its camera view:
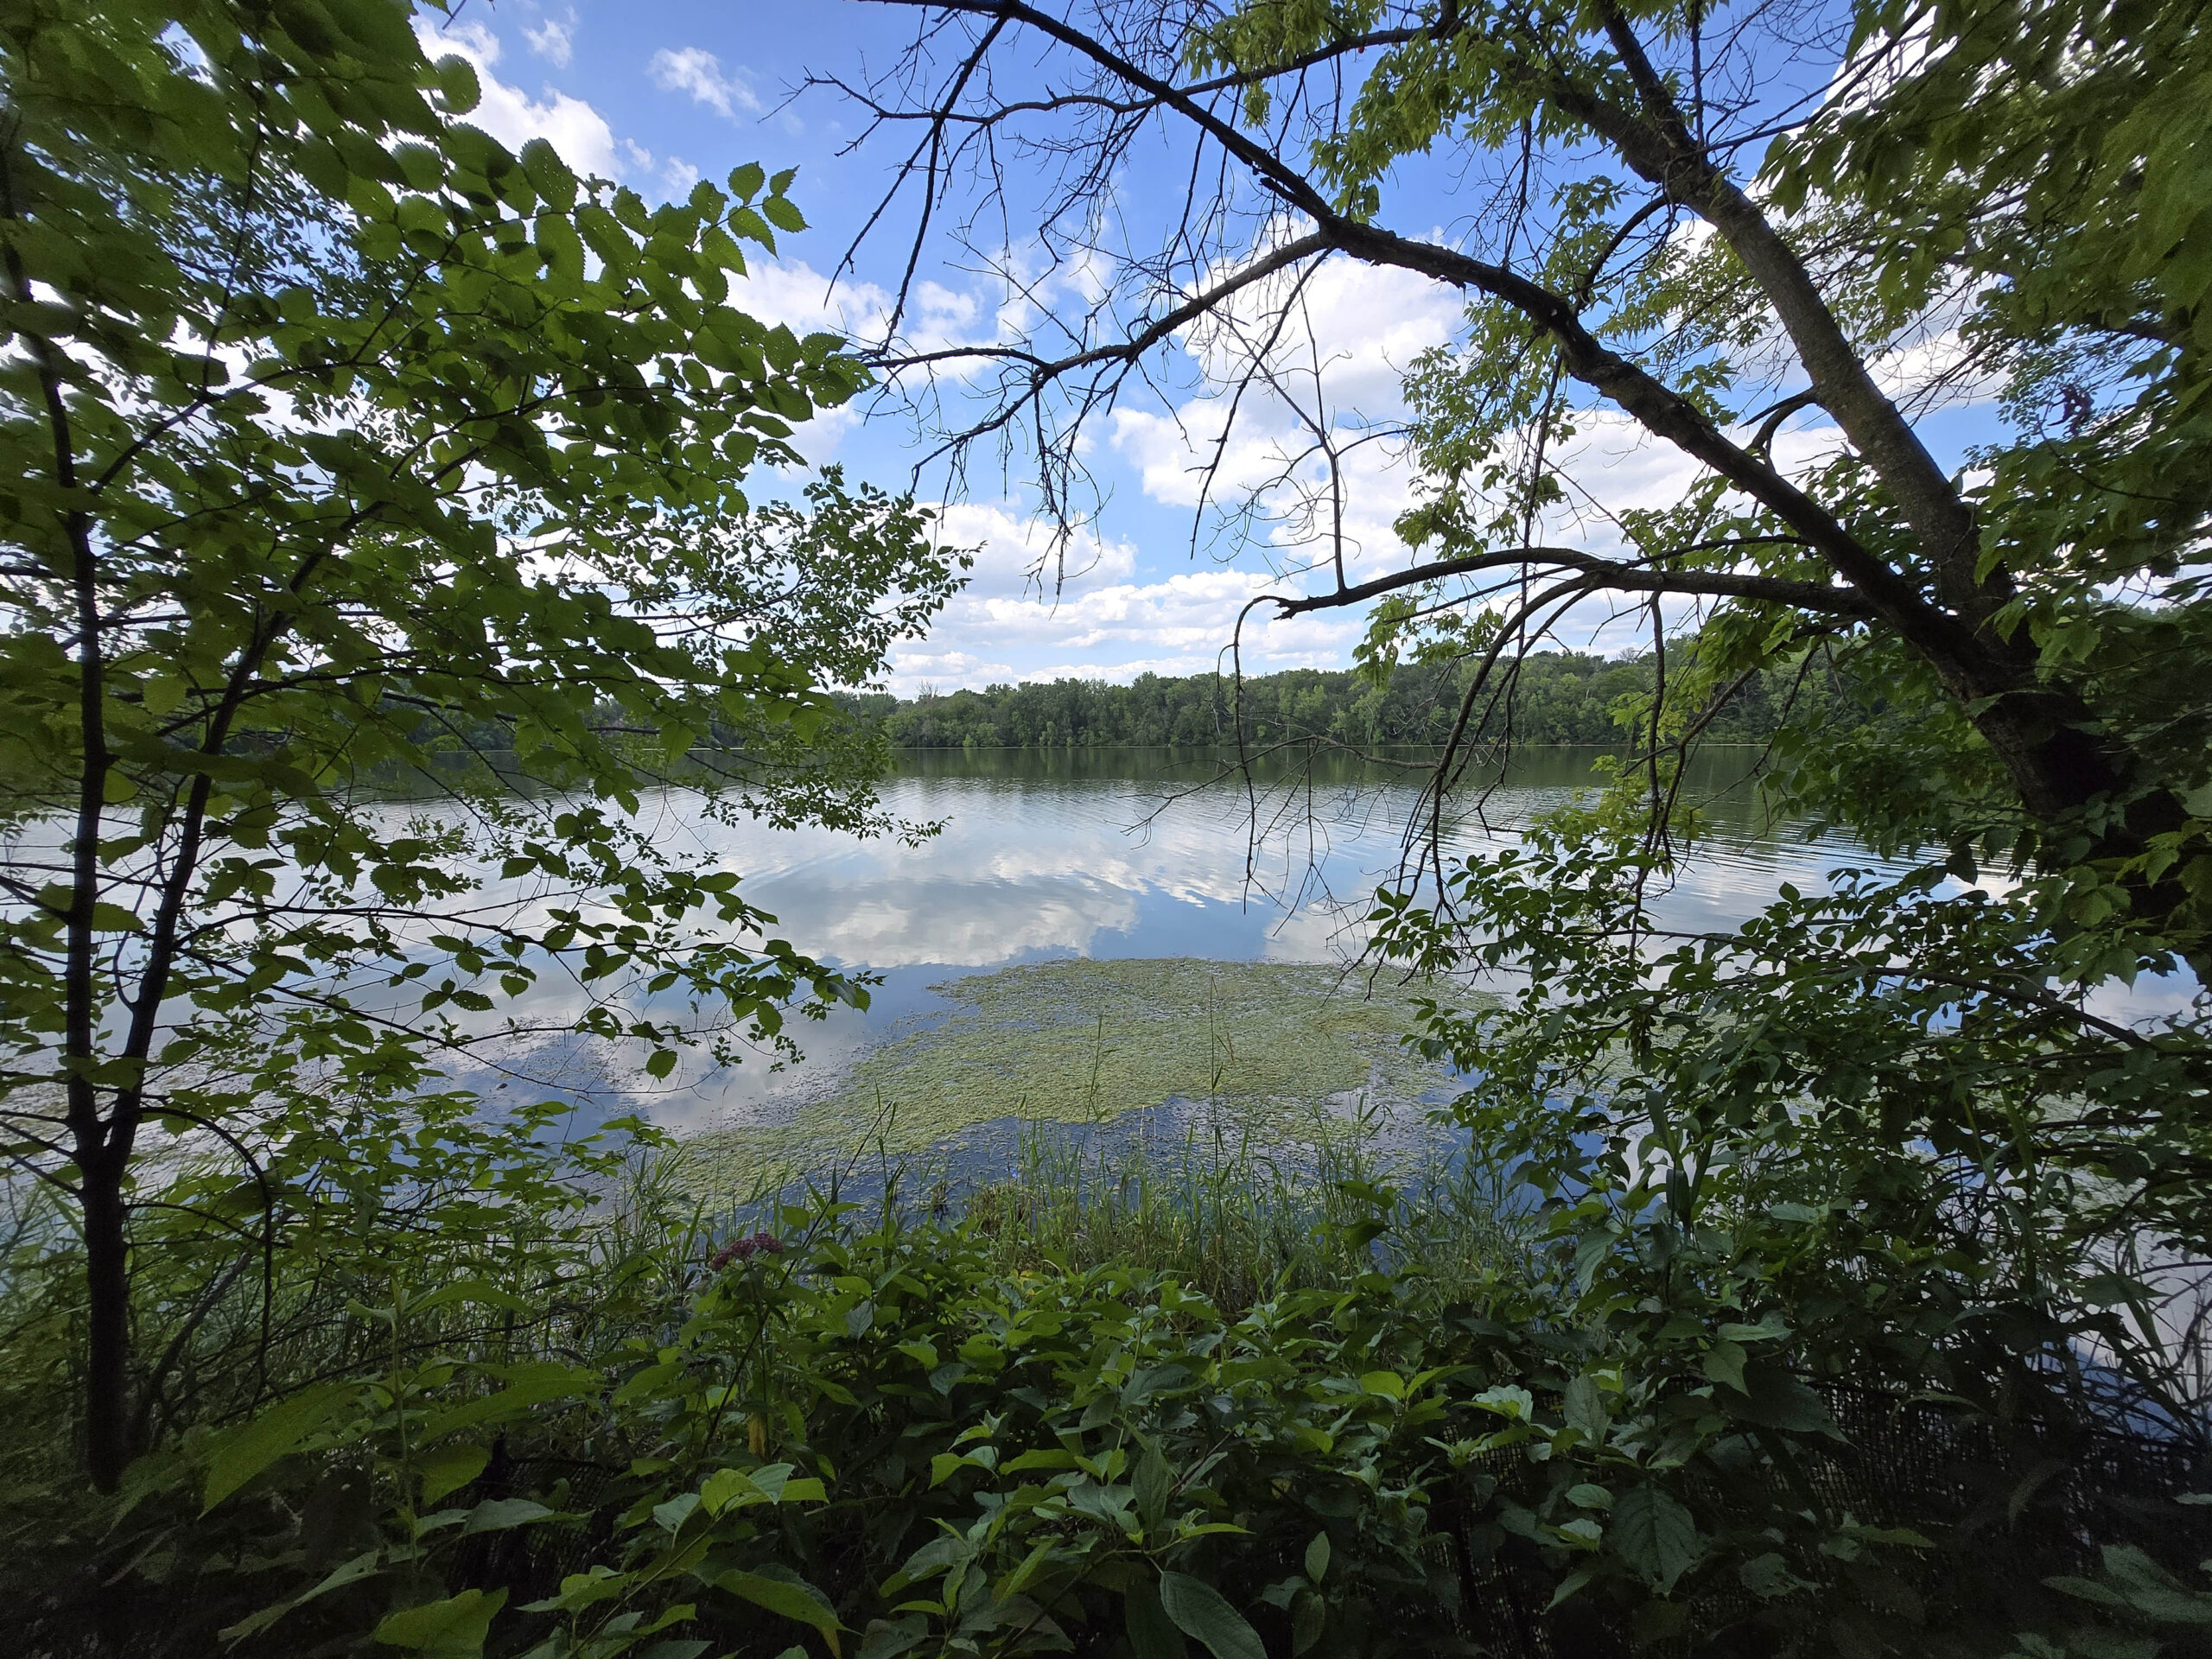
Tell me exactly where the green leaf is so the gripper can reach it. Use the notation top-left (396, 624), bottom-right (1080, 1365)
top-left (1723, 1363), bottom-right (1839, 1437)
top-left (421, 1363), bottom-right (601, 1441)
top-left (1544, 1568), bottom-right (1594, 1611)
top-left (203, 1381), bottom-right (358, 1511)
top-left (462, 1497), bottom-right (557, 1534)
top-left (1159, 1573), bottom-right (1265, 1659)
top-left (1610, 1484), bottom-right (1700, 1593)
top-left (1134, 1441), bottom-right (1172, 1529)
top-left (701, 1466), bottom-right (763, 1513)
top-left (430, 53), bottom-right (481, 116)
top-left (1562, 1374), bottom-right (1611, 1439)
top-left (535, 211), bottom-right (584, 281)
top-left (1304, 1532), bottom-right (1330, 1583)
top-left (219, 1549), bottom-right (388, 1643)
top-left (1125, 1580), bottom-right (1188, 1659)
top-left (2049, 1546), bottom-right (2212, 1624)
top-left (373, 1589), bottom-right (507, 1656)
top-left (1738, 1552), bottom-right (1812, 1600)
top-left (417, 1443), bottom-right (490, 1507)
top-left (762, 195), bottom-right (807, 233)
top-left (715, 1568), bottom-right (846, 1650)
top-left (1701, 1338), bottom-right (1748, 1394)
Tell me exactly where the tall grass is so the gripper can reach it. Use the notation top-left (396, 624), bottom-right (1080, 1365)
top-left (776, 1093), bottom-right (1535, 1313)
top-left (0, 1084), bottom-right (1523, 1522)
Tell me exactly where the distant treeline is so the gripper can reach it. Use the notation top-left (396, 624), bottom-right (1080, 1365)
top-left (845, 652), bottom-right (1842, 750)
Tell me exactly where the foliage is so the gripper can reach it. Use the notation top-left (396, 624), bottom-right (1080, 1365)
top-left (1334, 0), bottom-right (2212, 954)
top-left (5, 0), bottom-right (2209, 1654)
top-left (1378, 818), bottom-right (2212, 1422)
top-left (1358, 815), bottom-right (2212, 1649)
top-left (842, 0), bottom-right (2212, 1639)
top-left (13, 1100), bottom-right (2208, 1659)
top-left (3, 1124), bottom-right (1492, 1659)
top-left (850, 653), bottom-right (1859, 752)
top-left (0, 0), bottom-right (959, 1486)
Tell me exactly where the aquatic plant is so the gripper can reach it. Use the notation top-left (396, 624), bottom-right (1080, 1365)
top-left (683, 958), bottom-right (1471, 1198)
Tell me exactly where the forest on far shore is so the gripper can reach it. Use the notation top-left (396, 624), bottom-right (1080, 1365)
top-left (845, 651), bottom-right (1864, 749)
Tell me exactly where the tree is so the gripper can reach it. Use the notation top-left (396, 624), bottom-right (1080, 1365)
top-left (842, 0), bottom-right (2210, 962)
top-left (833, 0), bottom-right (2212, 1628)
top-left (0, 0), bottom-right (959, 1489)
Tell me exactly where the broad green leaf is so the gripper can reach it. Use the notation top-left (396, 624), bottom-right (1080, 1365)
top-left (1159, 1573), bottom-right (1264, 1659)
top-left (417, 1443), bottom-right (490, 1507)
top-left (203, 1381), bottom-right (359, 1511)
top-left (1134, 1441), bottom-right (1172, 1529)
top-left (1701, 1338), bottom-right (1748, 1394)
top-left (1723, 1363), bottom-right (1839, 1438)
top-left (715, 1567), bottom-right (846, 1651)
top-left (2049, 1546), bottom-right (2212, 1624)
top-left (373, 1588), bottom-right (507, 1656)
top-left (422, 1363), bottom-right (601, 1441)
top-left (701, 1466), bottom-right (763, 1513)
top-left (1125, 1580), bottom-right (1188, 1659)
top-left (1610, 1484), bottom-right (1700, 1593)
top-left (855, 1621), bottom-right (928, 1659)
top-left (462, 1497), bottom-right (557, 1534)
top-left (1562, 1374), bottom-right (1611, 1439)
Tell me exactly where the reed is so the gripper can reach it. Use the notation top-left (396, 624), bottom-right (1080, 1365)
top-left (730, 1090), bottom-right (1535, 1314)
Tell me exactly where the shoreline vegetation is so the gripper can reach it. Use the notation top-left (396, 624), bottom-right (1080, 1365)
top-left (839, 652), bottom-right (1867, 752)
top-left (391, 652), bottom-right (1851, 784)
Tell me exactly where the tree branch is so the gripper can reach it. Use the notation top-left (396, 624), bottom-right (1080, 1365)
top-left (1270, 545), bottom-right (1881, 620)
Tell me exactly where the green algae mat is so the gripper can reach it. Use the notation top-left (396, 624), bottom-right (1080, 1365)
top-left (683, 957), bottom-right (1469, 1186)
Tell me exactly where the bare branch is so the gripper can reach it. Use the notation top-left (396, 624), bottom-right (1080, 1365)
top-left (1270, 544), bottom-right (1880, 620)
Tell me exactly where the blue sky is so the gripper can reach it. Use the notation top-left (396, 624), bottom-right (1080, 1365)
top-left (418, 1), bottom-right (1980, 695)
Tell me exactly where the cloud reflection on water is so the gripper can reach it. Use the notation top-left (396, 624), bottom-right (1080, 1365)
top-left (420, 748), bottom-right (2193, 1135)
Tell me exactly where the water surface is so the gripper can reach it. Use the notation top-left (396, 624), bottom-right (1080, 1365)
top-left (600, 744), bottom-right (1919, 1136)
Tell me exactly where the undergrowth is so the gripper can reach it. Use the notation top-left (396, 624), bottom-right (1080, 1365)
top-left (3, 1101), bottom-right (2208, 1659)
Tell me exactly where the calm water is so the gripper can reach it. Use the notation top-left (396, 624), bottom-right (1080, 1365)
top-left (24, 743), bottom-right (2192, 1143)
top-left (556, 744), bottom-right (1929, 1134)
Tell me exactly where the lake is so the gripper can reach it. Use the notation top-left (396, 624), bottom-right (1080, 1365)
top-left (540, 744), bottom-right (1943, 1164)
top-left (27, 741), bottom-right (2196, 1188)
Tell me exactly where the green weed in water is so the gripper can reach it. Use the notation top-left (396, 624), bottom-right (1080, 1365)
top-left (683, 957), bottom-right (1472, 1190)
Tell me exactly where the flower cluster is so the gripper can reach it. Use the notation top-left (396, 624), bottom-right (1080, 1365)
top-left (709, 1230), bottom-right (786, 1271)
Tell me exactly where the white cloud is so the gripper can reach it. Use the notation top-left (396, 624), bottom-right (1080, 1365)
top-left (734, 258), bottom-right (1002, 365)
top-left (524, 13), bottom-right (574, 67)
top-left (931, 501), bottom-right (1137, 597)
top-left (649, 47), bottom-right (763, 119)
top-left (1109, 401), bottom-right (1421, 582)
top-left (1093, 246), bottom-right (1464, 583)
top-left (416, 20), bottom-right (622, 180)
top-left (661, 156), bottom-right (702, 199)
top-left (881, 563), bottom-right (1365, 695)
top-left (1178, 238), bottom-right (1465, 418)
top-left (741, 260), bottom-right (893, 338)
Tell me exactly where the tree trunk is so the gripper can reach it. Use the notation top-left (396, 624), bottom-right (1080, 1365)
top-left (79, 1144), bottom-right (133, 1492)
